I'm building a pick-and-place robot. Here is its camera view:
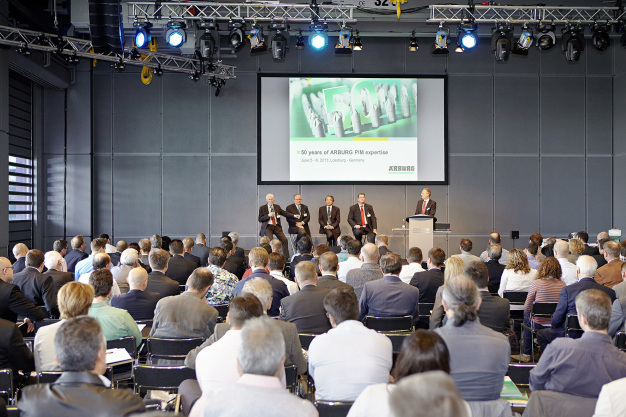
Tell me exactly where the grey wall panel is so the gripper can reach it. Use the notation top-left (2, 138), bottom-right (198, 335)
top-left (222, 50), bottom-right (257, 73)
top-left (300, 38), bottom-right (352, 74)
top-left (447, 38), bottom-right (493, 75)
top-left (406, 185), bottom-right (448, 223)
top-left (42, 90), bottom-right (65, 154)
top-left (405, 44), bottom-right (447, 75)
top-left (353, 37), bottom-right (404, 74)
top-left (613, 74), bottom-right (626, 155)
top-left (586, 157), bottom-right (612, 235)
top-left (614, 45), bottom-right (626, 76)
top-left (113, 74), bottom-right (162, 153)
top-left (433, 234), bottom-right (449, 256)
top-left (586, 40), bottom-right (612, 75)
top-left (614, 155), bottom-right (626, 228)
top-left (494, 49), bottom-right (539, 75)
top-left (210, 73), bottom-right (256, 154)
top-left (162, 156), bottom-right (209, 236)
top-left (0, 131), bottom-right (7, 249)
top-left (43, 155), bottom-right (65, 237)
top-left (541, 156), bottom-right (586, 236)
top-left (93, 155), bottom-right (112, 238)
top-left (112, 156), bottom-right (162, 236)
top-left (539, 44), bottom-right (586, 76)
top-left (586, 77), bottom-right (612, 155)
top-left (65, 155), bottom-right (92, 237)
top-left (93, 73), bottom-right (113, 154)
top-left (494, 76), bottom-right (539, 154)
top-left (300, 184), bottom-right (354, 239)
top-left (258, 37), bottom-right (300, 73)
top-left (66, 70), bottom-right (91, 154)
top-left (447, 75), bottom-right (493, 154)
top-left (540, 77), bottom-right (585, 154)
top-left (162, 75), bottom-right (209, 154)
top-left (448, 156), bottom-right (493, 235)
top-left (211, 155), bottom-right (257, 237)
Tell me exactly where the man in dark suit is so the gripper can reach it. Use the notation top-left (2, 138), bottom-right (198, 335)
top-left (348, 193), bottom-right (378, 243)
top-left (359, 253), bottom-right (420, 324)
top-left (375, 234), bottom-right (390, 258)
top-left (64, 236), bottom-right (89, 274)
top-left (12, 244), bottom-right (28, 274)
top-left (12, 250), bottom-right (58, 318)
top-left (182, 238), bottom-right (201, 268)
top-left (167, 239), bottom-right (197, 285)
top-left (138, 238), bottom-right (152, 268)
top-left (43, 251), bottom-right (74, 296)
top-left (289, 237), bottom-right (314, 280)
top-left (108, 240), bottom-right (126, 267)
top-left (465, 261), bottom-right (510, 333)
top-left (285, 194), bottom-right (311, 245)
top-left (0, 318), bottom-right (35, 378)
top-left (258, 194), bottom-right (297, 259)
top-left (318, 195), bottom-right (341, 247)
top-left (233, 248), bottom-right (289, 317)
top-left (484, 244), bottom-right (506, 294)
top-left (146, 249), bottom-right (179, 299)
top-left (410, 248), bottom-right (446, 304)
top-left (317, 252), bottom-right (355, 293)
top-left (345, 243), bottom-right (383, 300)
top-left (0, 257), bottom-right (44, 327)
top-left (110, 268), bottom-right (161, 320)
top-left (415, 188), bottom-right (437, 218)
top-left (594, 238), bottom-right (609, 269)
top-left (191, 233), bottom-right (211, 267)
top-left (221, 240), bottom-right (246, 279)
top-left (577, 231), bottom-right (600, 256)
top-left (279, 261), bottom-right (331, 334)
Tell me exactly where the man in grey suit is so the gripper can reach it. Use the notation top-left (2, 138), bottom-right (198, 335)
top-left (465, 261), bottom-right (510, 333)
top-left (346, 243), bottom-right (383, 300)
top-left (191, 233), bottom-right (211, 267)
top-left (451, 239), bottom-right (481, 266)
top-left (279, 261), bottom-right (331, 334)
top-left (317, 252), bottom-right (355, 294)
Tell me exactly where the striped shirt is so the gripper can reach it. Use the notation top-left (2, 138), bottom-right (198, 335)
top-left (524, 278), bottom-right (566, 325)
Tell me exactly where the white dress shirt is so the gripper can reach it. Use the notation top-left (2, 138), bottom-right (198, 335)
top-left (498, 268), bottom-right (537, 297)
top-left (399, 263), bottom-right (425, 284)
top-left (270, 271), bottom-right (299, 295)
top-left (593, 376), bottom-right (626, 417)
top-left (338, 257), bottom-right (363, 282)
top-left (557, 257), bottom-right (578, 285)
top-left (79, 272), bottom-right (121, 296)
top-left (195, 329), bottom-right (242, 393)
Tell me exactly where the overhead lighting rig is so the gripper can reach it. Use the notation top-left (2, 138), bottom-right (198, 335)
top-left (336, 26), bottom-right (352, 54)
top-left (197, 20), bottom-right (219, 61)
top-left (491, 22), bottom-right (513, 61)
top-left (409, 31), bottom-right (418, 52)
top-left (228, 20), bottom-right (246, 53)
top-left (249, 24), bottom-right (267, 54)
top-left (133, 20), bottom-right (152, 48)
top-left (269, 21), bottom-right (290, 61)
top-left (432, 23), bottom-right (449, 54)
top-left (512, 24), bottom-right (533, 55)
top-left (562, 23), bottom-right (585, 62)
top-left (456, 20), bottom-right (477, 52)
top-left (591, 22), bottom-right (610, 51)
top-left (536, 23), bottom-right (556, 50)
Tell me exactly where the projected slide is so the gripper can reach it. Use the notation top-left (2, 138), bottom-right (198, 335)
top-left (289, 78), bottom-right (418, 182)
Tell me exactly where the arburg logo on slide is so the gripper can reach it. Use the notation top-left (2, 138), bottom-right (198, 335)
top-left (389, 165), bottom-right (415, 172)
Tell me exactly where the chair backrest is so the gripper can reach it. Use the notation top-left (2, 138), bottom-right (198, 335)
top-left (315, 400), bottom-right (354, 417)
top-left (34, 319), bottom-right (61, 334)
top-left (364, 316), bottom-right (413, 333)
top-left (524, 390), bottom-right (597, 417)
top-left (531, 302), bottom-right (558, 318)
top-left (133, 364), bottom-right (196, 394)
top-left (6, 406), bottom-right (19, 417)
top-left (135, 319), bottom-right (153, 328)
top-left (565, 313), bottom-right (583, 338)
top-left (616, 332), bottom-right (626, 350)
top-left (147, 337), bottom-right (204, 362)
top-left (418, 303), bottom-right (434, 317)
top-left (0, 370), bottom-right (13, 405)
top-left (507, 363), bottom-right (535, 388)
top-left (284, 364), bottom-right (298, 393)
top-left (298, 334), bottom-right (317, 351)
top-left (38, 368), bottom-right (114, 384)
top-left (503, 291), bottom-right (528, 304)
top-left (178, 285), bottom-right (186, 294)
top-left (107, 336), bottom-right (138, 358)
top-left (386, 333), bottom-right (410, 354)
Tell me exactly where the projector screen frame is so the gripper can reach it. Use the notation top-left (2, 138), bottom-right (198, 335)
top-left (257, 73), bottom-right (449, 186)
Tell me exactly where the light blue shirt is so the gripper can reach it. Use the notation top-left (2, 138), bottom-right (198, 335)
top-left (74, 255), bottom-right (94, 281)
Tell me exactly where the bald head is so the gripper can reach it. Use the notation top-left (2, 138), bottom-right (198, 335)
top-left (597, 232), bottom-right (609, 243)
top-left (361, 243), bottom-right (379, 263)
top-left (0, 257), bottom-right (12, 283)
top-left (554, 240), bottom-right (569, 258)
top-left (127, 267), bottom-right (149, 290)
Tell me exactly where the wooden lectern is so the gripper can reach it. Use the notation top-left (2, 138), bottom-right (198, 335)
top-left (408, 215), bottom-right (434, 255)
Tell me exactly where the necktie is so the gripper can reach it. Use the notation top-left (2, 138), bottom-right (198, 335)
top-left (422, 201), bottom-right (426, 215)
top-left (271, 206), bottom-right (276, 226)
top-left (360, 205), bottom-right (365, 226)
top-left (327, 206), bottom-right (331, 225)
top-left (297, 205), bottom-right (301, 216)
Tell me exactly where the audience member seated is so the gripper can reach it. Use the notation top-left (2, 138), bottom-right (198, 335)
top-left (410, 248), bottom-right (446, 304)
top-left (191, 233), bottom-right (211, 267)
top-left (593, 238), bottom-right (610, 269)
top-left (151, 268), bottom-right (217, 339)
top-left (197, 317), bottom-right (317, 417)
top-left (465, 261), bottom-right (510, 333)
top-left (111, 248), bottom-right (141, 293)
top-left (11, 243), bottom-right (28, 274)
top-left (554, 240), bottom-right (578, 285)
top-left (608, 294), bottom-right (626, 337)
top-left (530, 289), bottom-right (626, 397)
top-left (279, 262), bottom-right (331, 334)
top-left (594, 376), bottom-right (626, 417)
top-left (568, 238), bottom-right (585, 265)
top-left (529, 233), bottom-right (546, 263)
top-left (479, 232), bottom-right (509, 266)
top-left (289, 237), bottom-right (314, 280)
top-left (435, 276), bottom-right (510, 401)
top-left (268, 253), bottom-right (299, 295)
top-left (146, 248), bottom-right (179, 299)
top-left (138, 238), bottom-right (151, 268)
top-left (317, 252), bottom-right (354, 293)
top-left (346, 243), bottom-right (382, 299)
top-left (497, 248), bottom-right (537, 297)
top-left (526, 243), bottom-right (541, 270)
top-left (484, 244), bottom-right (506, 294)
top-left (78, 253), bottom-right (121, 296)
top-left (229, 231), bottom-right (246, 260)
top-left (110, 268), bottom-right (160, 321)
top-left (221, 240), bottom-right (245, 279)
top-left (612, 262), bottom-right (626, 300)
top-left (182, 237), bottom-right (201, 268)
top-left (166, 239), bottom-right (198, 285)
top-left (577, 231), bottom-right (599, 256)
top-left (64, 235), bottom-right (88, 273)
top-left (44, 251), bottom-right (73, 295)
top-left (595, 240), bottom-right (624, 288)
top-left (74, 238), bottom-right (107, 281)
top-left (233, 247), bottom-right (288, 317)
top-left (513, 258), bottom-right (565, 362)
top-left (336, 236), bottom-right (352, 263)
top-left (34, 281), bottom-right (93, 372)
top-left (399, 247), bottom-right (424, 284)
top-left (205, 246), bottom-right (239, 304)
top-left (359, 253), bottom-right (420, 324)
top-left (430, 257), bottom-right (465, 330)
top-left (338, 239), bottom-right (363, 282)
top-left (452, 239), bottom-right (481, 266)
top-left (55, 239), bottom-right (72, 271)
top-left (88, 269), bottom-right (142, 346)
top-left (0, 317), bottom-right (34, 381)
top-left (348, 329), bottom-right (459, 417)
top-left (389, 371), bottom-right (470, 417)
top-left (269, 239), bottom-right (282, 254)
top-left (19, 317), bottom-right (145, 417)
top-left (308, 288), bottom-right (392, 401)
top-left (375, 234), bottom-right (390, 258)
top-left (12, 249), bottom-right (58, 318)
top-left (109, 240), bottom-right (126, 267)
top-left (0, 256), bottom-right (44, 326)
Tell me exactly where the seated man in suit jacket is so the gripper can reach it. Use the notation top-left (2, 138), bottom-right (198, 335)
top-left (410, 248), bottom-right (446, 305)
top-left (285, 194), bottom-right (311, 245)
top-left (348, 193), bottom-right (378, 244)
top-left (0, 317), bottom-right (35, 381)
top-left (289, 237), bottom-right (314, 281)
top-left (279, 261), bottom-right (332, 334)
top-left (12, 250), bottom-right (58, 318)
top-left (11, 243), bottom-right (28, 274)
top-left (317, 252), bottom-right (356, 294)
top-left (258, 194), bottom-right (297, 259)
top-left (43, 251), bottom-right (74, 296)
top-left (65, 235), bottom-right (89, 274)
top-left (110, 268), bottom-right (161, 321)
top-left (167, 239), bottom-right (198, 285)
top-left (318, 195), bottom-right (341, 247)
top-left (0, 257), bottom-right (44, 328)
top-left (465, 261), bottom-right (510, 333)
top-left (146, 249), bottom-right (179, 299)
top-left (191, 234), bottom-right (211, 267)
top-left (182, 238), bottom-right (201, 268)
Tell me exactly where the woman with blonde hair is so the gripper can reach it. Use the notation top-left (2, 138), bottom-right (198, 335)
top-left (429, 256), bottom-right (465, 329)
top-left (567, 238), bottom-right (585, 264)
top-left (497, 248), bottom-right (537, 297)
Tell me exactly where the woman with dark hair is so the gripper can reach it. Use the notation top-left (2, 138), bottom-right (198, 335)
top-left (348, 329), bottom-right (466, 417)
top-left (512, 257), bottom-right (565, 363)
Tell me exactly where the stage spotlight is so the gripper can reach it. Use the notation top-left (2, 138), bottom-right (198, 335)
top-left (296, 31), bottom-right (305, 50)
top-left (409, 31), bottom-right (418, 51)
top-left (512, 24), bottom-right (533, 55)
top-left (249, 26), bottom-right (268, 53)
top-left (189, 71), bottom-right (200, 81)
top-left (113, 56), bottom-right (125, 70)
top-left (591, 23), bottom-right (610, 51)
top-left (562, 23), bottom-right (585, 62)
top-left (65, 51), bottom-right (80, 65)
top-left (457, 21), bottom-right (477, 51)
top-left (310, 22), bottom-right (329, 50)
top-left (491, 23), bottom-right (514, 61)
top-left (166, 21), bottom-right (187, 48)
top-left (352, 31), bottom-right (362, 51)
top-left (228, 21), bottom-right (245, 53)
top-left (133, 21), bottom-right (152, 48)
top-left (336, 28), bottom-right (352, 54)
top-left (16, 43), bottom-right (31, 56)
top-left (153, 65), bottom-right (163, 76)
top-left (536, 24), bottom-right (556, 50)
top-left (432, 23), bottom-right (449, 54)
top-left (198, 20), bottom-right (218, 61)
top-left (269, 21), bottom-right (289, 60)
